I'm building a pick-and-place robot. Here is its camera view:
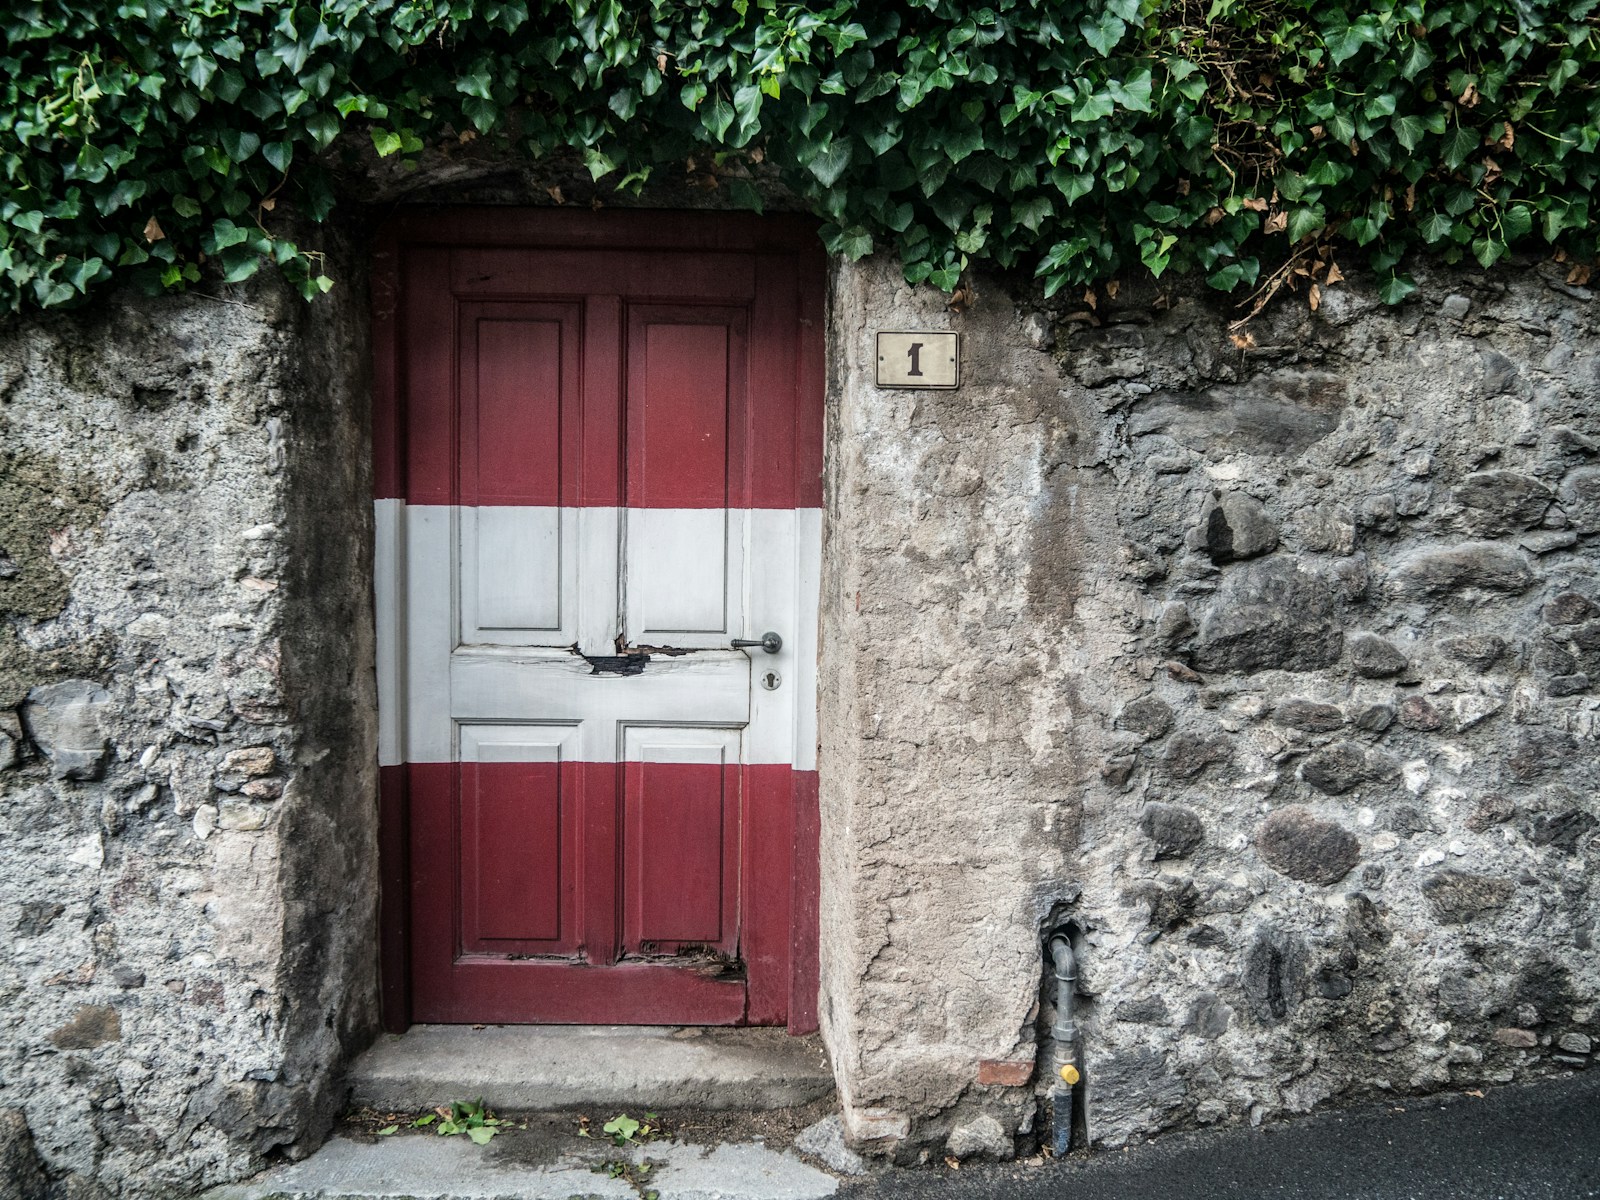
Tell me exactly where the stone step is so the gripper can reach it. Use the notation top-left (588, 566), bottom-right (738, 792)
top-left (347, 1025), bottom-right (836, 1113)
top-left (208, 1131), bottom-right (841, 1200)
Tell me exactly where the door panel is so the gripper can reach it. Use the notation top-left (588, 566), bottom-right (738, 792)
top-left (460, 506), bottom-right (571, 643)
top-left (457, 302), bottom-right (582, 506)
top-left (457, 725), bottom-right (581, 955)
top-left (376, 216), bottom-right (823, 1029)
top-left (622, 728), bottom-right (742, 956)
top-left (623, 507), bottom-right (744, 645)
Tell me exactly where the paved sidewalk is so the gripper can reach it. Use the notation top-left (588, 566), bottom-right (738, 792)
top-left (211, 1070), bottom-right (1600, 1200)
top-left (847, 1070), bottom-right (1600, 1200)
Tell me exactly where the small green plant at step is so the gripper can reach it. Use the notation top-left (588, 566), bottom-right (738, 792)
top-left (409, 1099), bottom-right (507, 1145)
top-left (577, 1111), bottom-right (662, 1147)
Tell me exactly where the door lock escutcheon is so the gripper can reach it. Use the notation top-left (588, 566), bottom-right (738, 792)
top-left (732, 631), bottom-right (783, 655)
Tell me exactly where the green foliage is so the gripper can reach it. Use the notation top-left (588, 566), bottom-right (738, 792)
top-left (577, 1110), bottom-right (662, 1146)
top-left (412, 1098), bottom-right (506, 1144)
top-left (4, 0), bottom-right (1600, 312)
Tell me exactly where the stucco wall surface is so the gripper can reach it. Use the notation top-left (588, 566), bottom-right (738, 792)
top-left (0, 270), bottom-right (378, 1198)
top-left (820, 257), bottom-right (1600, 1159)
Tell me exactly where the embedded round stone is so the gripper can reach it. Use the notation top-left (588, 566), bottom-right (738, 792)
top-left (1256, 806), bottom-right (1360, 885)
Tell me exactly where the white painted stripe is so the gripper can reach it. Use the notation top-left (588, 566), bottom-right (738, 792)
top-left (794, 507), bottom-right (822, 774)
top-left (374, 498), bottom-right (405, 767)
top-left (403, 505), bottom-right (458, 765)
top-left (378, 503), bottom-right (822, 766)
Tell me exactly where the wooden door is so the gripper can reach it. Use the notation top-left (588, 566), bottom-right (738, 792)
top-left (372, 213), bottom-right (823, 1030)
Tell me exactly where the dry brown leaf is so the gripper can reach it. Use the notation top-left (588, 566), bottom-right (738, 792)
top-left (1242, 196), bottom-right (1269, 212)
top-left (1498, 121), bottom-right (1515, 150)
top-left (259, 197), bottom-right (276, 212)
top-left (1106, 279), bottom-right (1121, 299)
top-left (1325, 262), bottom-right (1345, 286)
top-left (1083, 287), bottom-right (1097, 309)
top-left (948, 281), bottom-right (975, 313)
top-left (1403, 183), bottom-right (1416, 212)
top-left (944, 1157), bottom-right (961, 1170)
top-left (457, 129), bottom-right (477, 143)
top-left (1203, 206), bottom-right (1225, 226)
top-left (1554, 247), bottom-right (1569, 262)
top-left (1264, 210), bottom-right (1288, 235)
top-left (748, 145), bottom-right (765, 164)
top-left (1569, 264), bottom-right (1594, 286)
top-left (1309, 123), bottom-right (1325, 140)
top-left (1349, 137), bottom-right (1361, 155)
top-left (1308, 282), bottom-right (1321, 311)
top-left (657, 52), bottom-right (669, 72)
top-left (546, 185), bottom-right (565, 205)
top-left (143, 216), bottom-right (165, 243)
top-left (1176, 177), bottom-right (1192, 196)
top-left (1228, 332), bottom-right (1255, 349)
top-left (1483, 156), bottom-right (1502, 184)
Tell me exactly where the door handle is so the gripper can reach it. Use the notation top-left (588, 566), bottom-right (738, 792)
top-left (731, 631), bottom-right (783, 655)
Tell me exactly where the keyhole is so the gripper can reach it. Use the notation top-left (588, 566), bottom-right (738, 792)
top-left (906, 341), bottom-right (924, 377)
top-left (761, 669), bottom-right (782, 691)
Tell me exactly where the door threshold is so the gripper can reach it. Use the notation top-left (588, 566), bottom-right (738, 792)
top-left (349, 1025), bottom-right (835, 1112)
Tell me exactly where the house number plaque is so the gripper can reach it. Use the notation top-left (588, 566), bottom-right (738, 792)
top-left (875, 331), bottom-right (960, 389)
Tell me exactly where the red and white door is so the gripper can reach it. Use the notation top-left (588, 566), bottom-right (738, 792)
top-left (372, 213), bottom-right (822, 1030)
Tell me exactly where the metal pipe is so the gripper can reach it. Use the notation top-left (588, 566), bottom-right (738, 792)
top-left (1049, 932), bottom-right (1079, 1156)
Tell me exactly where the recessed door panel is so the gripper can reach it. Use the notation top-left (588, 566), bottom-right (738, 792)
top-left (460, 506), bottom-right (570, 643)
top-left (457, 725), bottom-right (580, 956)
top-left (622, 728), bottom-right (741, 955)
top-left (623, 507), bottom-right (744, 643)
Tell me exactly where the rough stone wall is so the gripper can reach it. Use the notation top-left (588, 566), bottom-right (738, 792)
top-left (819, 256), bottom-right (1600, 1159)
top-left (0, 261), bottom-right (378, 1197)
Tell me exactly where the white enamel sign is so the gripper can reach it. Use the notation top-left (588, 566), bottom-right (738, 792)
top-left (876, 331), bottom-right (960, 389)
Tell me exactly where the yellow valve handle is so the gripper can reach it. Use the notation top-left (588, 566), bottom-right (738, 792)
top-left (1059, 1064), bottom-right (1080, 1085)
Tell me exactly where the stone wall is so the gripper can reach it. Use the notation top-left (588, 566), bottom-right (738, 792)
top-left (819, 257), bottom-right (1600, 1158)
top-left (0, 260), bottom-right (378, 1197)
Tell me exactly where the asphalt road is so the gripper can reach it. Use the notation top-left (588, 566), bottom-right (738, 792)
top-left (845, 1069), bottom-right (1600, 1200)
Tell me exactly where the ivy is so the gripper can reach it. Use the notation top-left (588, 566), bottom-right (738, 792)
top-left (3, 0), bottom-right (1600, 313)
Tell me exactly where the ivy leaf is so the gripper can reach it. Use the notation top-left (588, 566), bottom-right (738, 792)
top-left (805, 138), bottom-right (854, 187)
top-left (1399, 40), bottom-right (1435, 80)
top-left (304, 111), bottom-right (340, 148)
top-left (702, 93), bottom-right (735, 141)
top-left (1012, 195), bottom-right (1053, 232)
top-left (220, 130), bottom-right (261, 162)
top-left (1500, 204), bottom-right (1534, 240)
top-left (251, 138), bottom-right (286, 178)
top-left (1472, 236), bottom-right (1508, 268)
top-left (1440, 125), bottom-right (1478, 169)
top-left (1418, 212), bottom-right (1454, 242)
top-left (1377, 272), bottom-right (1417, 304)
top-left (220, 246), bottom-right (261, 283)
top-left (1108, 70), bottom-right (1153, 113)
top-left (1286, 204), bottom-right (1327, 243)
top-left (372, 129), bottom-right (403, 157)
top-left (1324, 18), bottom-right (1384, 66)
top-left (1080, 13), bottom-right (1126, 57)
top-left (1391, 114), bottom-right (1428, 152)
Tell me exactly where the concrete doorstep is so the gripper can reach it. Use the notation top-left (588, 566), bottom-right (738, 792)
top-left (349, 1025), bottom-right (836, 1112)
